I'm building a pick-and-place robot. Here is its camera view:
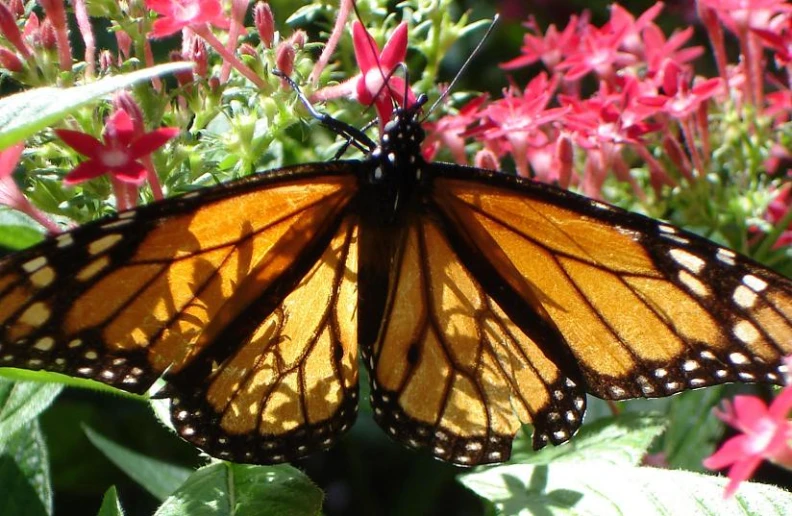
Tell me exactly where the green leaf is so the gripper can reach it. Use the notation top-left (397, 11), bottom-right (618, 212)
top-left (0, 454), bottom-right (48, 516)
top-left (0, 368), bottom-right (143, 400)
top-left (460, 461), bottom-right (792, 516)
top-left (155, 463), bottom-right (323, 516)
top-left (96, 486), bottom-right (125, 516)
top-left (83, 426), bottom-right (192, 502)
top-left (0, 378), bottom-right (62, 443)
top-left (0, 62), bottom-right (193, 149)
top-left (0, 419), bottom-right (52, 515)
top-left (512, 412), bottom-right (666, 467)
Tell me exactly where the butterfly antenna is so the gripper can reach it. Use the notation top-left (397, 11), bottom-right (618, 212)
top-left (273, 69), bottom-right (377, 153)
top-left (424, 14), bottom-right (499, 119)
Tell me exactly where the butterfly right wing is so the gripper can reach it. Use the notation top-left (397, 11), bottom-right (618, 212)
top-left (364, 214), bottom-right (587, 466)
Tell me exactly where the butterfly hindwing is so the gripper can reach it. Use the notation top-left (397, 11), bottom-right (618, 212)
top-left (366, 214), bottom-right (587, 466)
top-left (163, 216), bottom-right (360, 463)
top-left (431, 164), bottom-right (792, 405)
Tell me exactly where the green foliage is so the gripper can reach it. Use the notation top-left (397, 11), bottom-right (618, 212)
top-left (461, 412), bottom-right (792, 515)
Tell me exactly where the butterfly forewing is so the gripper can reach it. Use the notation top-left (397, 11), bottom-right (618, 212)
top-left (431, 165), bottom-right (792, 405)
top-left (0, 166), bottom-right (359, 449)
top-left (367, 214), bottom-right (586, 465)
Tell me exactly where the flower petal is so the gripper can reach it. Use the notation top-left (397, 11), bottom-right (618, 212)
top-left (128, 127), bottom-right (180, 158)
top-left (112, 162), bottom-right (148, 185)
top-left (56, 130), bottom-right (105, 159)
top-left (769, 386), bottom-right (792, 419)
top-left (63, 159), bottom-right (106, 185)
top-left (733, 395), bottom-right (771, 429)
top-left (352, 21), bottom-right (380, 73)
top-left (0, 143), bottom-right (24, 178)
top-left (724, 455), bottom-right (763, 498)
top-left (379, 22), bottom-right (408, 69)
top-left (703, 435), bottom-right (748, 470)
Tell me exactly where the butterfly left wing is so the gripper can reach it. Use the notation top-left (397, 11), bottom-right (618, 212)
top-left (0, 165), bottom-right (361, 463)
top-left (430, 164), bottom-right (792, 409)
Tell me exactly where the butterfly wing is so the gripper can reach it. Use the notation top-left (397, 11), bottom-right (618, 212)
top-left (0, 164), bottom-right (360, 463)
top-left (430, 163), bottom-right (791, 412)
top-left (365, 212), bottom-right (587, 466)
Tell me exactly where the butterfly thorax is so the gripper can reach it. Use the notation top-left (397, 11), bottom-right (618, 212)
top-left (361, 101), bottom-right (427, 226)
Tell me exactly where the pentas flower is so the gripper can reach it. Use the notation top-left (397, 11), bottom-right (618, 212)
top-left (500, 15), bottom-right (582, 71)
top-left (146, 0), bottom-right (230, 38)
top-left (353, 21), bottom-right (415, 126)
top-left (313, 21), bottom-right (417, 129)
top-left (556, 21), bottom-right (636, 82)
top-left (56, 109), bottom-right (179, 210)
top-left (472, 73), bottom-right (567, 177)
top-left (703, 387), bottom-right (792, 498)
top-left (423, 95), bottom-right (487, 163)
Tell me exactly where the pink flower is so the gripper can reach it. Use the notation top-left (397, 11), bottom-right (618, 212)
top-left (473, 73), bottom-right (566, 177)
top-left (500, 15), bottom-right (581, 71)
top-left (146, 0), bottom-right (230, 39)
top-left (352, 21), bottom-right (416, 125)
top-left (556, 21), bottom-right (636, 82)
top-left (703, 388), bottom-right (792, 498)
top-left (312, 21), bottom-right (416, 129)
top-left (56, 109), bottom-right (179, 185)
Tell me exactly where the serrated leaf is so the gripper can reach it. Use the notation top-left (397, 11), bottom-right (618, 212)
top-left (0, 378), bottom-right (62, 443)
top-left (155, 463), bottom-right (323, 516)
top-left (84, 426), bottom-right (192, 501)
top-left (460, 461), bottom-right (792, 516)
top-left (0, 62), bottom-right (192, 149)
top-left (97, 486), bottom-right (124, 516)
top-left (0, 419), bottom-right (51, 515)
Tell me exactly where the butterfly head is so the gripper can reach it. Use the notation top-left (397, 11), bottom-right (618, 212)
top-left (376, 94), bottom-right (428, 170)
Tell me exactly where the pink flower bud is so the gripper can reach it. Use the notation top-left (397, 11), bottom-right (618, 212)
top-left (0, 47), bottom-right (22, 71)
top-left (254, 2), bottom-right (274, 48)
top-left (474, 149), bottom-right (500, 171)
top-left (290, 29), bottom-right (306, 49)
top-left (0, 2), bottom-right (30, 58)
top-left (115, 30), bottom-right (132, 60)
top-left (275, 41), bottom-right (295, 79)
top-left (113, 92), bottom-right (145, 136)
top-left (239, 43), bottom-right (257, 59)
top-left (98, 49), bottom-right (113, 72)
top-left (39, 18), bottom-right (56, 49)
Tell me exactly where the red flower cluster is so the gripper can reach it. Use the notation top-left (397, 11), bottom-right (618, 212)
top-left (425, 1), bottom-right (791, 204)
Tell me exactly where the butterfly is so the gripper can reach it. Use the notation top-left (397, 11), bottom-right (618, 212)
top-left (1, 87), bottom-right (791, 466)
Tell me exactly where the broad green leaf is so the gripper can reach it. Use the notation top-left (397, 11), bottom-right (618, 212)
top-left (84, 426), bottom-right (192, 501)
top-left (511, 412), bottom-right (666, 467)
top-left (0, 419), bottom-right (51, 515)
top-left (0, 378), bottom-right (62, 443)
top-left (0, 62), bottom-right (193, 149)
top-left (155, 463), bottom-right (323, 516)
top-left (460, 461), bottom-right (792, 516)
top-left (0, 368), bottom-right (143, 399)
top-left (96, 486), bottom-right (125, 516)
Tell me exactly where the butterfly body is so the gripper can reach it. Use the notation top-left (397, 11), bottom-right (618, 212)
top-left (1, 102), bottom-right (792, 466)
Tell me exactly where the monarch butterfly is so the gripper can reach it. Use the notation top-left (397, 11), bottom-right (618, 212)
top-left (1, 86), bottom-right (791, 466)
